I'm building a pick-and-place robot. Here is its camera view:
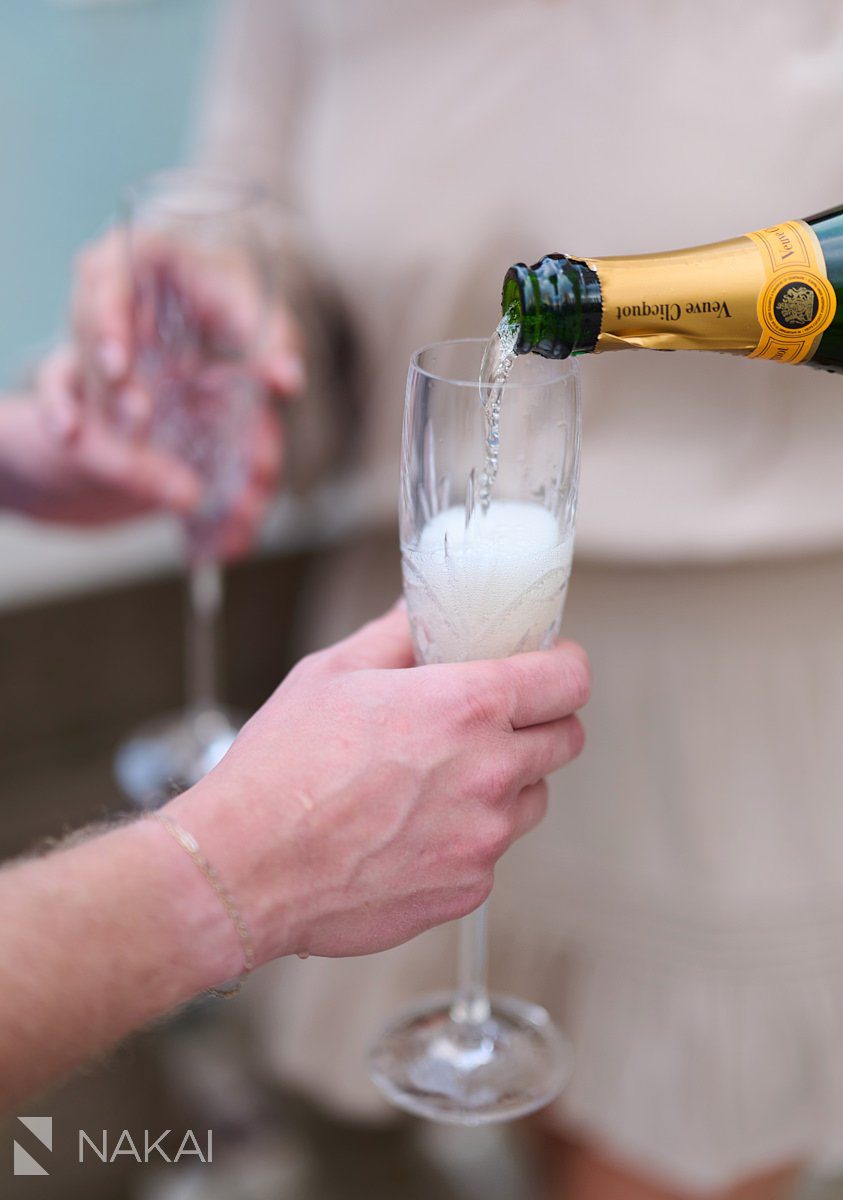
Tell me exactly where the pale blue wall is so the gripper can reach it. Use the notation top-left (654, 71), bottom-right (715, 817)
top-left (0, 0), bottom-right (220, 385)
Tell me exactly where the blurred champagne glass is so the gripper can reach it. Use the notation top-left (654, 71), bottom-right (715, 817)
top-left (113, 170), bottom-right (276, 806)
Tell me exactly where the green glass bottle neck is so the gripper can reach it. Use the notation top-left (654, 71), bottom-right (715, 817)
top-left (502, 254), bottom-right (603, 359)
top-left (805, 205), bottom-right (843, 372)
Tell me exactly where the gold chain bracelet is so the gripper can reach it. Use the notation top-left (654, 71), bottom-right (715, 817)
top-left (152, 812), bottom-right (255, 999)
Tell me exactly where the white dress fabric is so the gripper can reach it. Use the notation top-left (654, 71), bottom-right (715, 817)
top-left (199, 1), bottom-right (843, 1190)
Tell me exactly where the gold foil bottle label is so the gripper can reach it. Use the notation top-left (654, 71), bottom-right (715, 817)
top-left (593, 236), bottom-right (767, 355)
top-left (592, 219), bottom-right (836, 362)
top-left (746, 221), bottom-right (836, 364)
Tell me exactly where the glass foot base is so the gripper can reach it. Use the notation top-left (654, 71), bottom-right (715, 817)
top-left (368, 991), bottom-right (571, 1125)
top-left (114, 706), bottom-right (243, 808)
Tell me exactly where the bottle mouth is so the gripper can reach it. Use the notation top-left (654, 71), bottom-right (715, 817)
top-left (502, 269), bottom-right (532, 352)
top-left (502, 255), bottom-right (602, 359)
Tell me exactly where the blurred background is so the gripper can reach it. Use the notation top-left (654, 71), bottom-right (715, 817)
top-left (0, 0), bottom-right (214, 608)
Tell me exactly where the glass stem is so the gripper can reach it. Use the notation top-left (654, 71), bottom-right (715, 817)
top-left (187, 560), bottom-right (223, 713)
top-left (451, 901), bottom-right (492, 1026)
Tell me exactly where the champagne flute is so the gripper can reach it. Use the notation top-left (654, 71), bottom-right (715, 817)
top-left (113, 170), bottom-right (276, 807)
top-left (368, 337), bottom-right (581, 1123)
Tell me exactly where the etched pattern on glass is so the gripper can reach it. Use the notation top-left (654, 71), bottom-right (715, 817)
top-left (402, 501), bottom-right (574, 665)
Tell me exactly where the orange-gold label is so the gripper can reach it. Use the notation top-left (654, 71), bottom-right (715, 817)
top-left (592, 219), bottom-right (835, 363)
top-left (746, 221), bottom-right (836, 363)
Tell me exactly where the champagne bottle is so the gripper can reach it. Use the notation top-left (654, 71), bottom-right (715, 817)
top-left (502, 206), bottom-right (843, 372)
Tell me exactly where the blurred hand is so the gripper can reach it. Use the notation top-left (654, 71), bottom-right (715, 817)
top-left (43, 226), bottom-right (304, 554)
top-left (0, 352), bottom-right (283, 545)
top-left (0, 385), bottom-right (202, 525)
top-left (70, 228), bottom-right (304, 407)
top-left (171, 604), bottom-right (591, 965)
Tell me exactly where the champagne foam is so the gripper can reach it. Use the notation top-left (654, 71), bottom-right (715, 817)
top-left (402, 500), bottom-right (573, 663)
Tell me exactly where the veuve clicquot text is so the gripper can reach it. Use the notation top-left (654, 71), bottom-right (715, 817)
top-left (502, 206), bottom-right (843, 372)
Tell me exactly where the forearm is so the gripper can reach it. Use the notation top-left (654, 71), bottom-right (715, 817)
top-left (0, 810), bottom-right (242, 1112)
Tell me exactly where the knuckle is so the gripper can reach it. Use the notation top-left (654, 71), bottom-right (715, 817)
top-left (541, 716), bottom-right (586, 772)
top-left (530, 735), bottom-right (557, 779)
top-left (521, 783), bottom-right (549, 828)
top-left (567, 715), bottom-right (587, 759)
top-left (474, 812), bottom-right (514, 864)
top-left (433, 893), bottom-right (466, 927)
top-left (470, 873), bottom-right (495, 908)
top-left (472, 758), bottom-right (514, 806)
top-left (453, 688), bottom-right (494, 729)
top-left (453, 670), bottom-right (507, 729)
top-left (287, 649), bottom-right (327, 684)
top-left (317, 644), bottom-right (354, 678)
top-left (454, 875), bottom-right (494, 920)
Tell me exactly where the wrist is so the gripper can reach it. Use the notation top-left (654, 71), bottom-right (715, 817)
top-left (164, 773), bottom-right (302, 968)
top-left (129, 815), bottom-right (248, 997)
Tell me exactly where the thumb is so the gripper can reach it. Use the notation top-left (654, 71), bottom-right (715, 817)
top-left (325, 601), bottom-right (416, 672)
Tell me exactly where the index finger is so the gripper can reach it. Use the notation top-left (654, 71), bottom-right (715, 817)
top-left (480, 641), bottom-right (591, 730)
